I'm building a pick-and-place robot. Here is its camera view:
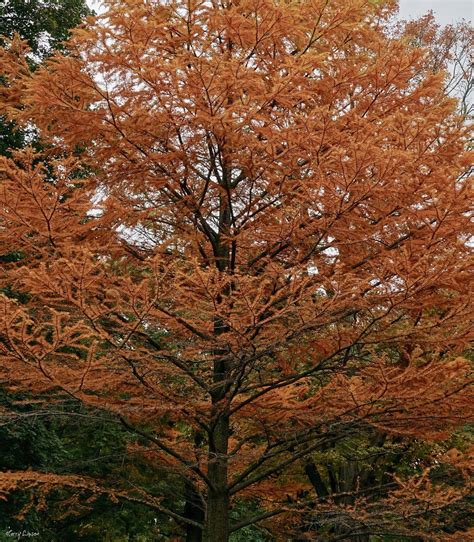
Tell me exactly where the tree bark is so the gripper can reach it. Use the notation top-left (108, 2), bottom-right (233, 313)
top-left (205, 104), bottom-right (233, 540)
top-left (184, 479), bottom-right (204, 542)
top-left (205, 410), bottom-right (230, 542)
top-left (305, 461), bottom-right (329, 497)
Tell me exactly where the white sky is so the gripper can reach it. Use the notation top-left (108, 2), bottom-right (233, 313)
top-left (399, 0), bottom-right (473, 25)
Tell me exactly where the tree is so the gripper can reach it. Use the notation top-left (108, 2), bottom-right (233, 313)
top-left (0, 1), bottom-right (472, 540)
top-left (399, 13), bottom-right (473, 120)
top-left (0, 0), bottom-right (91, 57)
top-left (0, 0), bottom-right (92, 155)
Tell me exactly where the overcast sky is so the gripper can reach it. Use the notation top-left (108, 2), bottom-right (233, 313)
top-left (398, 0), bottom-right (473, 25)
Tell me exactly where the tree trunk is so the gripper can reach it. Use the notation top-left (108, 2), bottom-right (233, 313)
top-left (205, 411), bottom-right (230, 542)
top-left (305, 461), bottom-right (329, 497)
top-left (205, 118), bottom-right (233, 541)
top-left (184, 479), bottom-right (204, 542)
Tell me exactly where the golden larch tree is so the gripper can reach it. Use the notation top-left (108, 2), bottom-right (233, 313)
top-left (0, 1), bottom-right (472, 540)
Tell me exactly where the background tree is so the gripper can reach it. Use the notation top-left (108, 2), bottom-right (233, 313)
top-left (0, 0), bottom-right (91, 155)
top-left (399, 13), bottom-right (473, 120)
top-left (0, 1), bottom-right (472, 541)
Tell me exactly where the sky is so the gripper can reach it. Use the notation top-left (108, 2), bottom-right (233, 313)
top-left (398, 0), bottom-right (473, 25)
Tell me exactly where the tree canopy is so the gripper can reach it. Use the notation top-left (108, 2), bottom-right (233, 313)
top-left (0, 1), bottom-right (472, 540)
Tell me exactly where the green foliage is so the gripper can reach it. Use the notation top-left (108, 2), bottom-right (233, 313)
top-left (229, 501), bottom-right (269, 542)
top-left (0, 396), bottom-right (176, 541)
top-left (0, 0), bottom-right (91, 58)
top-left (0, 118), bottom-right (25, 156)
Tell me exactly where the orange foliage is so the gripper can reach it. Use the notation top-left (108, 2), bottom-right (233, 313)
top-left (0, 0), bottom-right (472, 539)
